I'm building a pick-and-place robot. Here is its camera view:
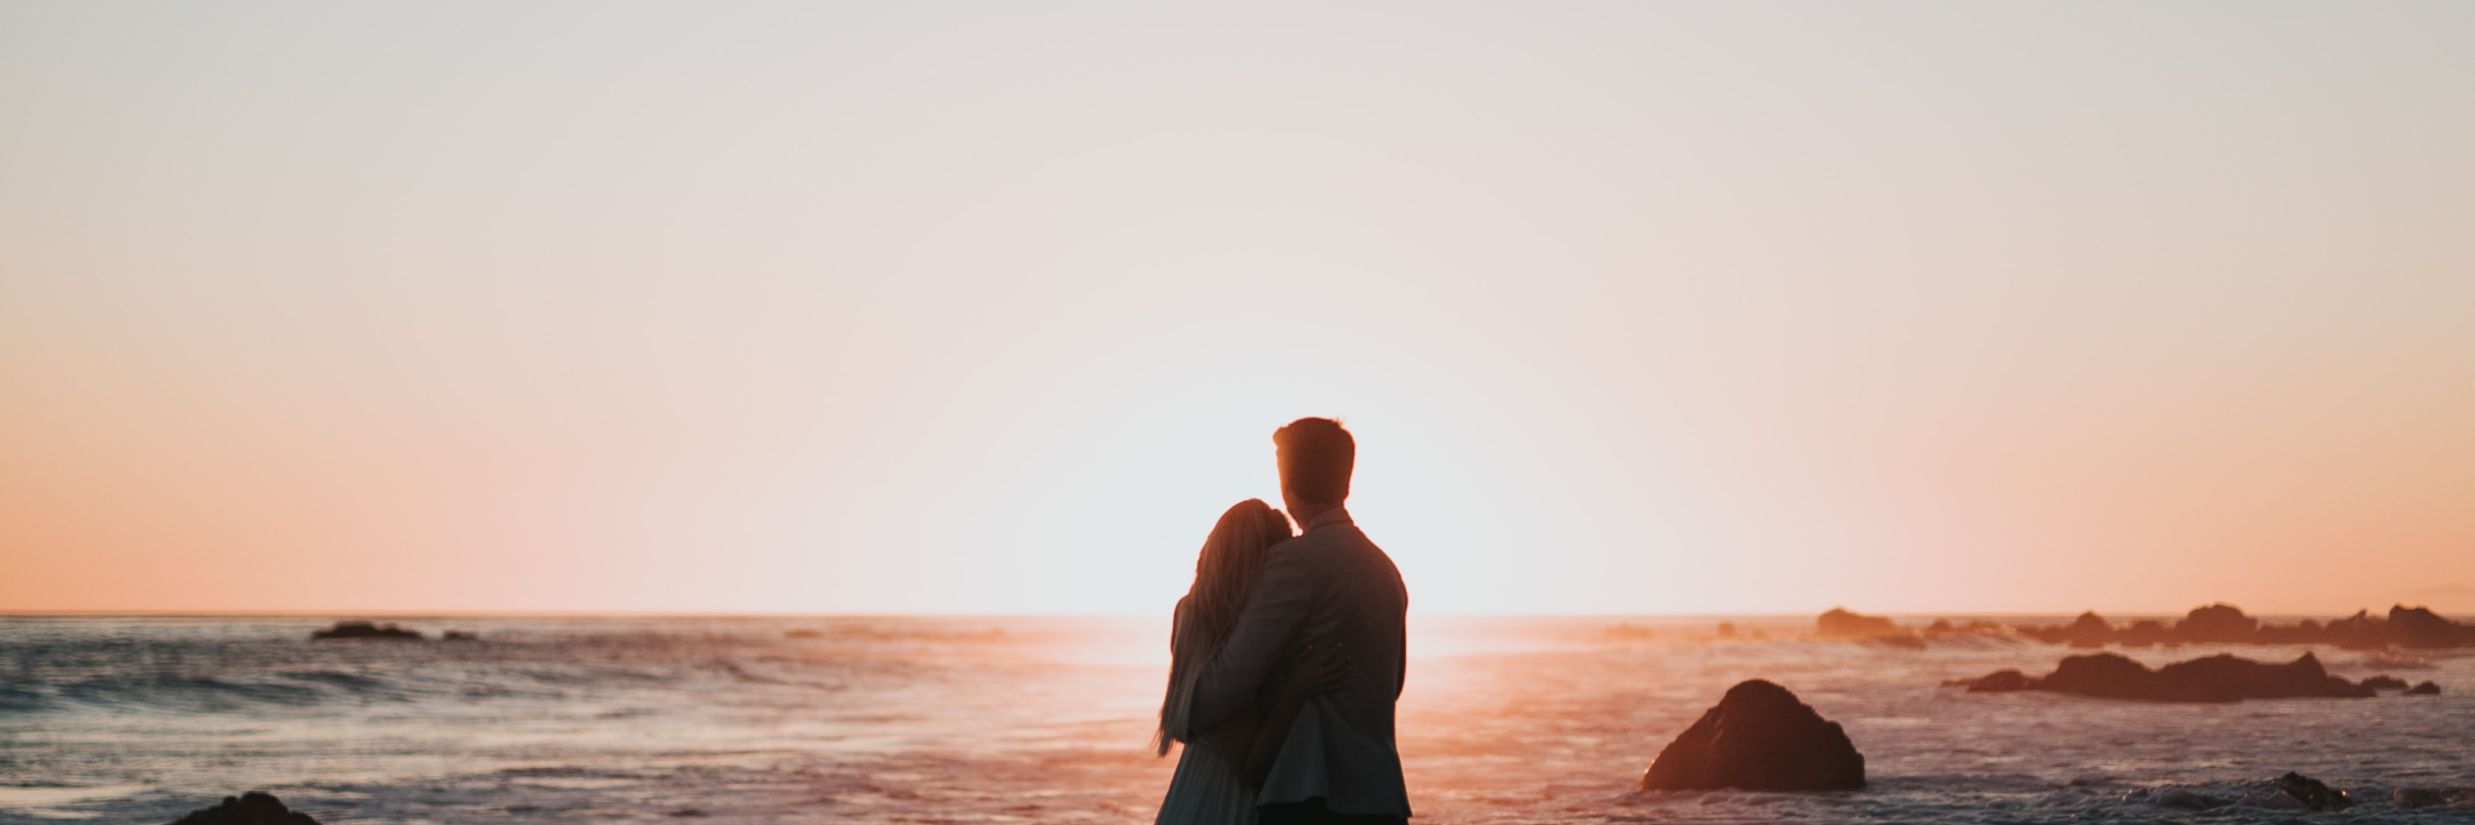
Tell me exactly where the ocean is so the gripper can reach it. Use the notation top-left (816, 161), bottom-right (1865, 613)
top-left (1, 614), bottom-right (2468, 824)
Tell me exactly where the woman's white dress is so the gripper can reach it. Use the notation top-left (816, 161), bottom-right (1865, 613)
top-left (1154, 731), bottom-right (1258, 825)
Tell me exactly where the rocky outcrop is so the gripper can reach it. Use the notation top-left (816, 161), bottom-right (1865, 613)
top-left (309, 621), bottom-right (422, 641)
top-left (2062, 611), bottom-right (2112, 648)
top-left (2361, 675), bottom-right (2409, 690)
top-left (1815, 608), bottom-right (1901, 640)
top-left (167, 791), bottom-right (320, 825)
top-left (2014, 603), bottom-right (2475, 650)
top-left (1955, 652), bottom-right (2377, 702)
top-left (1641, 680), bottom-right (1865, 791)
top-left (2385, 605), bottom-right (2462, 648)
top-left (2407, 681), bottom-right (2441, 695)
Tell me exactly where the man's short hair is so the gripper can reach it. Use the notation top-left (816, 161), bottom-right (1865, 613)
top-left (1274, 417), bottom-right (1354, 505)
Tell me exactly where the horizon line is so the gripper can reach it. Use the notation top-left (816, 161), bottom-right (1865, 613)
top-left (2, 604), bottom-right (2458, 621)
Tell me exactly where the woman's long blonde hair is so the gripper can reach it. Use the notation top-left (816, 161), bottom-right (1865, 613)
top-left (1154, 498), bottom-right (1294, 755)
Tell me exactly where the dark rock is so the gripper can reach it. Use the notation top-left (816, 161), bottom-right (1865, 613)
top-left (2387, 605), bottom-right (2463, 648)
top-left (1955, 669), bottom-right (2031, 692)
top-left (2153, 788), bottom-right (2229, 810)
top-left (2174, 603), bottom-right (2259, 643)
top-left (1955, 652), bottom-right (2376, 702)
top-left (440, 630), bottom-right (479, 642)
top-left (1815, 608), bottom-right (1901, 640)
top-left (2119, 619), bottom-right (2170, 648)
top-left (2407, 681), bottom-right (2441, 695)
top-left (2271, 772), bottom-right (2353, 811)
top-left (2063, 611), bottom-right (2112, 648)
top-left (167, 791), bottom-right (320, 825)
top-left (2001, 604), bottom-right (2475, 650)
top-left (2034, 652), bottom-right (2158, 698)
top-left (2361, 675), bottom-right (2409, 690)
top-left (1641, 680), bottom-right (1865, 791)
top-left (2393, 787), bottom-right (2475, 808)
top-left (310, 621), bottom-right (422, 641)
top-left (2324, 609), bottom-right (2388, 650)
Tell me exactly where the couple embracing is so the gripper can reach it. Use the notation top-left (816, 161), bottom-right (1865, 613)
top-left (1153, 418), bottom-right (1412, 825)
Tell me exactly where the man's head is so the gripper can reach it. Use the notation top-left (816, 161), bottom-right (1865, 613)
top-left (1274, 417), bottom-right (1354, 519)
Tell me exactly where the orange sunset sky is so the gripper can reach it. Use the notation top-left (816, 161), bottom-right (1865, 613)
top-left (5, 2), bottom-right (2473, 616)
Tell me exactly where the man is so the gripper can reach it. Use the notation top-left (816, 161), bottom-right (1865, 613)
top-left (1185, 417), bottom-right (1412, 824)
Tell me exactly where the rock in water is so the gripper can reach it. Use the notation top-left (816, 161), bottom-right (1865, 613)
top-left (1954, 669), bottom-right (2032, 693)
top-left (2361, 675), bottom-right (2409, 690)
top-left (1641, 680), bottom-right (1865, 791)
top-left (2174, 603), bottom-right (2260, 643)
top-left (310, 621), bottom-right (422, 641)
top-left (2062, 611), bottom-right (2113, 648)
top-left (2386, 604), bottom-right (2463, 648)
top-left (167, 791), bottom-right (320, 825)
top-left (2270, 772), bottom-right (2353, 811)
top-left (2407, 681), bottom-right (2441, 695)
top-left (1815, 608), bottom-right (1900, 639)
top-left (2392, 787), bottom-right (2475, 808)
top-left (1952, 652), bottom-right (2375, 702)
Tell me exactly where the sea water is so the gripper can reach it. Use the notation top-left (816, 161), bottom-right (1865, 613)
top-left (2, 615), bottom-right (2469, 823)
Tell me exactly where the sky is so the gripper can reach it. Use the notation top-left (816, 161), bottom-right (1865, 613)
top-left (4, 2), bottom-right (2472, 616)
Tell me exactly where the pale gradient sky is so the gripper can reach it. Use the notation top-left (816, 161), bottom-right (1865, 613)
top-left (4, 2), bottom-right (2473, 616)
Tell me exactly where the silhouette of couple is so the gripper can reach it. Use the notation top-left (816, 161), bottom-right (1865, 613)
top-left (1154, 418), bottom-right (1412, 825)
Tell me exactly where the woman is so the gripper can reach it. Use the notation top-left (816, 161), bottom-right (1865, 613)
top-left (1154, 499), bottom-right (1347, 825)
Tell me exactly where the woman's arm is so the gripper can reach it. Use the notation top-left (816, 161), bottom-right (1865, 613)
top-left (1240, 639), bottom-right (1348, 788)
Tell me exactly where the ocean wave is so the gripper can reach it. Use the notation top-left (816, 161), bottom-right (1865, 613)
top-left (10, 669), bottom-right (418, 714)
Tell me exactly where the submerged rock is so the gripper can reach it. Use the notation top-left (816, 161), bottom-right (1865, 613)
top-left (2268, 772), bottom-right (2353, 811)
top-left (2151, 788), bottom-right (2229, 810)
top-left (309, 621), bottom-right (422, 641)
top-left (167, 791), bottom-right (320, 825)
top-left (1641, 679), bottom-right (1865, 791)
top-left (2407, 681), bottom-right (2441, 695)
top-left (2146, 775), bottom-right (2358, 813)
top-left (1954, 652), bottom-right (2376, 702)
top-left (2393, 787), bottom-right (2475, 808)
top-left (440, 630), bottom-right (480, 642)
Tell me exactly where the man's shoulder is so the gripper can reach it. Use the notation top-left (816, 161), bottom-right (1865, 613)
top-left (1272, 526), bottom-right (1394, 575)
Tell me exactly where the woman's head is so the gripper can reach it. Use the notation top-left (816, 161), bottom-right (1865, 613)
top-left (1186, 499), bottom-right (1293, 630)
top-left (1157, 498), bottom-right (1294, 753)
